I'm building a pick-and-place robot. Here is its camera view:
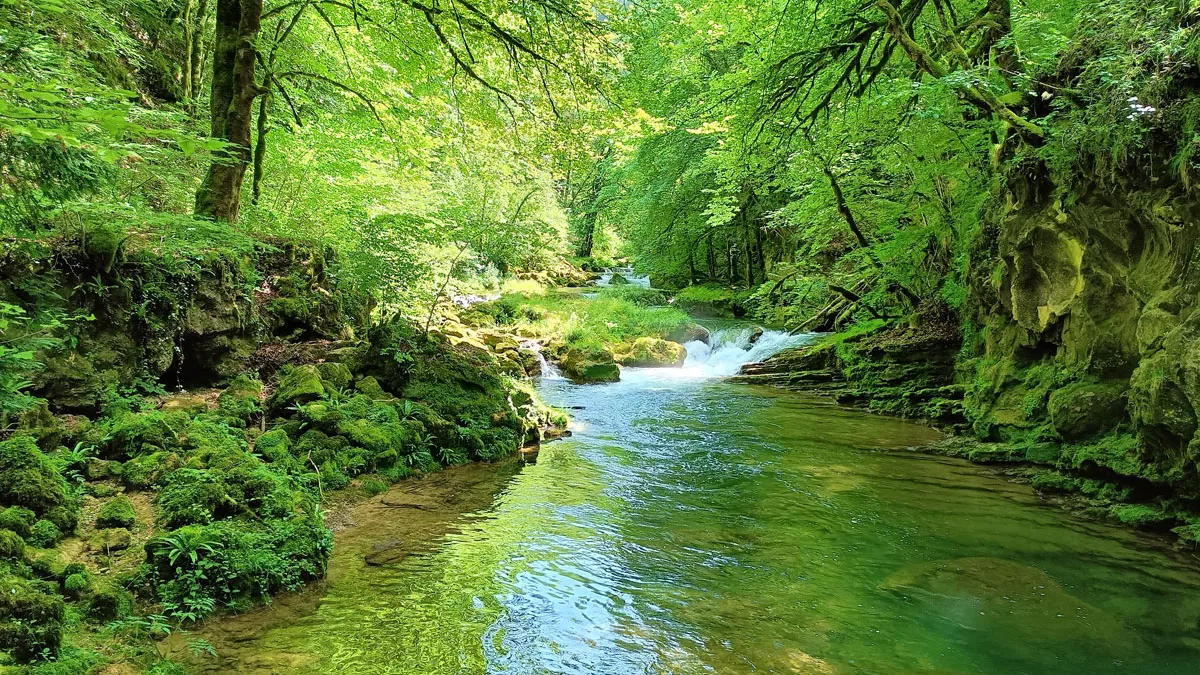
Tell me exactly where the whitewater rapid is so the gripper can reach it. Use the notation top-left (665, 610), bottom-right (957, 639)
top-left (680, 326), bottom-right (814, 378)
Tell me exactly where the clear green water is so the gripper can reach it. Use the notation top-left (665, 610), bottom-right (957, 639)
top-left (203, 369), bottom-right (1200, 674)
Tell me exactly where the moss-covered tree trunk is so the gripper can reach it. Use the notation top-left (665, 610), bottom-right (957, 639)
top-left (195, 0), bottom-right (263, 223)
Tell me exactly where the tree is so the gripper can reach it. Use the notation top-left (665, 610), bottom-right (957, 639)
top-left (192, 0), bottom-right (613, 223)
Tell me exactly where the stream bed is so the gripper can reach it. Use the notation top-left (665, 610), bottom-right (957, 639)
top-left (193, 331), bottom-right (1200, 674)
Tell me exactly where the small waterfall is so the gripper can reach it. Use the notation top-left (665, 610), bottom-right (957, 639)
top-left (682, 327), bottom-right (814, 377)
top-left (521, 339), bottom-right (563, 379)
top-left (451, 293), bottom-right (500, 308)
top-left (596, 267), bottom-right (651, 289)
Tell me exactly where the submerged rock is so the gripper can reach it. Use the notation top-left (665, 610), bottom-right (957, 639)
top-left (880, 557), bottom-right (1126, 650)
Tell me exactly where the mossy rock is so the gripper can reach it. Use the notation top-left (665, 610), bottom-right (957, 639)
top-left (317, 362), bottom-right (354, 390)
top-left (561, 347), bottom-right (620, 383)
top-left (254, 428), bottom-right (292, 463)
top-left (90, 527), bottom-right (133, 552)
top-left (0, 436), bottom-right (78, 532)
top-left (355, 376), bottom-right (391, 399)
top-left (118, 451), bottom-right (181, 489)
top-left (96, 495), bottom-right (136, 529)
top-left (614, 337), bottom-right (687, 368)
top-left (1047, 381), bottom-right (1128, 440)
top-left (160, 393), bottom-right (211, 415)
top-left (0, 574), bottom-right (64, 661)
top-left (0, 530), bottom-right (25, 560)
top-left (0, 506), bottom-right (37, 539)
top-left (85, 583), bottom-right (132, 622)
top-left (271, 364), bottom-right (326, 409)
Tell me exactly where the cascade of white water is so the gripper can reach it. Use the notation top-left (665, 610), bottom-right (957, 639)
top-left (596, 267), bottom-right (651, 289)
top-left (520, 339), bottom-right (563, 379)
top-left (681, 327), bottom-right (814, 377)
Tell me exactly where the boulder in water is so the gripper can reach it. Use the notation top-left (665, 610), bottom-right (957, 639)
top-left (614, 337), bottom-right (687, 367)
top-left (561, 348), bottom-right (620, 383)
top-left (668, 324), bottom-right (711, 345)
top-left (748, 326), bottom-right (764, 345)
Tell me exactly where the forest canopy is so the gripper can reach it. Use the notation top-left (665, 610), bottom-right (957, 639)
top-left (0, 0), bottom-right (1192, 327)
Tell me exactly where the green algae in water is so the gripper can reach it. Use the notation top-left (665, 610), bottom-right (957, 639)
top-left (197, 371), bottom-right (1200, 674)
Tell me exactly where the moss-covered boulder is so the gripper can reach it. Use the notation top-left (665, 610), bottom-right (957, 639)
top-left (0, 574), bottom-right (64, 662)
top-left (317, 361), bottom-right (354, 390)
top-left (96, 495), bottom-right (137, 530)
top-left (561, 348), bottom-right (620, 383)
top-left (90, 527), bottom-right (132, 552)
top-left (118, 451), bottom-right (181, 489)
top-left (614, 337), bottom-right (687, 368)
top-left (1047, 381), bottom-right (1128, 440)
top-left (84, 583), bottom-right (132, 622)
top-left (0, 506), bottom-right (36, 539)
top-left (0, 530), bottom-right (25, 560)
top-left (0, 436), bottom-right (78, 532)
top-left (271, 364), bottom-right (326, 409)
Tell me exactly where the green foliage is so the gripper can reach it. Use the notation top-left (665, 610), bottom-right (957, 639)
top-left (145, 516), bottom-right (332, 622)
top-left (26, 520), bottom-right (61, 548)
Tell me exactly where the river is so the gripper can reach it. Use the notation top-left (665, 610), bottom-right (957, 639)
top-left (192, 328), bottom-right (1200, 674)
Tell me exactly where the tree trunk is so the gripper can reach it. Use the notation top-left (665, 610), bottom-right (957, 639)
top-left (183, 0), bottom-right (209, 112)
top-left (576, 212), bottom-right (596, 257)
top-left (251, 82), bottom-right (270, 205)
top-left (195, 0), bottom-right (263, 222)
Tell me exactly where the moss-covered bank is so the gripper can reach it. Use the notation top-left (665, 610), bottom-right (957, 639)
top-left (0, 232), bottom-right (564, 672)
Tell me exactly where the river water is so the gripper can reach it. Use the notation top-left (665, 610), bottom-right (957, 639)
top-left (195, 329), bottom-right (1200, 674)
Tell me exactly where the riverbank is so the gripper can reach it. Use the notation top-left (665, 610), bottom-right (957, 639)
top-left (731, 315), bottom-right (1200, 548)
top-left (0, 233), bottom-right (570, 673)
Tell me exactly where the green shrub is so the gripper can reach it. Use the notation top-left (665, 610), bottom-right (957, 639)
top-left (146, 516), bottom-right (332, 621)
top-left (361, 478), bottom-right (387, 496)
top-left (96, 495), bottom-right (136, 529)
top-left (0, 506), bottom-right (37, 538)
top-left (27, 520), bottom-right (61, 548)
top-left (63, 572), bottom-right (90, 599)
top-left (0, 530), bottom-right (26, 560)
top-left (0, 574), bottom-right (64, 662)
top-left (100, 410), bottom-right (182, 459)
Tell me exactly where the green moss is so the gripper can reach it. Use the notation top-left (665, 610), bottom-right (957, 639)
top-left (1110, 504), bottom-right (1176, 528)
top-left (0, 436), bottom-right (78, 532)
top-left (96, 495), bottom-right (136, 530)
top-left (0, 574), bottom-right (64, 662)
top-left (361, 478), bottom-right (387, 496)
top-left (254, 428), bottom-right (292, 463)
top-left (62, 572), bottom-right (90, 599)
top-left (317, 362), bottom-right (353, 390)
top-left (271, 364), bottom-right (326, 409)
top-left (217, 375), bottom-right (264, 423)
top-left (0, 506), bottom-right (37, 539)
top-left (119, 451), bottom-right (180, 489)
top-left (1030, 471), bottom-right (1082, 493)
top-left (84, 583), bottom-right (131, 622)
top-left (0, 530), bottom-right (25, 560)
